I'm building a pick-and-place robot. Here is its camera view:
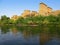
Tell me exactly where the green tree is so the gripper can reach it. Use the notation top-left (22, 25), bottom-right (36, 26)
top-left (1, 15), bottom-right (10, 24)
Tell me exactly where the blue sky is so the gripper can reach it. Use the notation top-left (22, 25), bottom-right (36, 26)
top-left (0, 0), bottom-right (60, 17)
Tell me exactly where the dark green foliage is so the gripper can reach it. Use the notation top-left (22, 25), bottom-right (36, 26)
top-left (0, 15), bottom-right (10, 25)
top-left (0, 14), bottom-right (60, 25)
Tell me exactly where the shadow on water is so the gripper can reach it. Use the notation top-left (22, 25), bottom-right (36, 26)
top-left (0, 25), bottom-right (60, 45)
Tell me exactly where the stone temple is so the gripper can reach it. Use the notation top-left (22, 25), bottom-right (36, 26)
top-left (39, 2), bottom-right (52, 16)
top-left (11, 2), bottom-right (60, 20)
top-left (21, 2), bottom-right (60, 18)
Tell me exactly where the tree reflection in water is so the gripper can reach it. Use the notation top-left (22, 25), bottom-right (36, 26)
top-left (0, 25), bottom-right (60, 45)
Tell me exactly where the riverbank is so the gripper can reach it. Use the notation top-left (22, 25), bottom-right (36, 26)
top-left (0, 23), bottom-right (60, 27)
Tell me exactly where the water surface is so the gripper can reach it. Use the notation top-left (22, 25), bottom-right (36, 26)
top-left (0, 25), bottom-right (60, 45)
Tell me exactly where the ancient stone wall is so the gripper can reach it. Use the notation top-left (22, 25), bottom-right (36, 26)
top-left (31, 11), bottom-right (38, 16)
top-left (22, 10), bottom-right (38, 17)
top-left (39, 2), bottom-right (52, 16)
top-left (47, 7), bottom-right (52, 15)
top-left (22, 10), bottom-right (31, 17)
top-left (11, 15), bottom-right (19, 21)
top-left (51, 10), bottom-right (60, 16)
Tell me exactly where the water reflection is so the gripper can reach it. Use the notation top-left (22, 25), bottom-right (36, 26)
top-left (0, 25), bottom-right (60, 45)
top-left (1, 26), bottom-right (10, 34)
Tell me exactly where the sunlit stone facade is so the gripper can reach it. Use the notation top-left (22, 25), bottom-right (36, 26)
top-left (39, 2), bottom-right (52, 16)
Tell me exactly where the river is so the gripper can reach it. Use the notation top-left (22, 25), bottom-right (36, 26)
top-left (0, 25), bottom-right (60, 45)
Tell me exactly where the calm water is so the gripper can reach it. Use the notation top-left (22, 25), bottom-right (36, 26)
top-left (0, 25), bottom-right (60, 45)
